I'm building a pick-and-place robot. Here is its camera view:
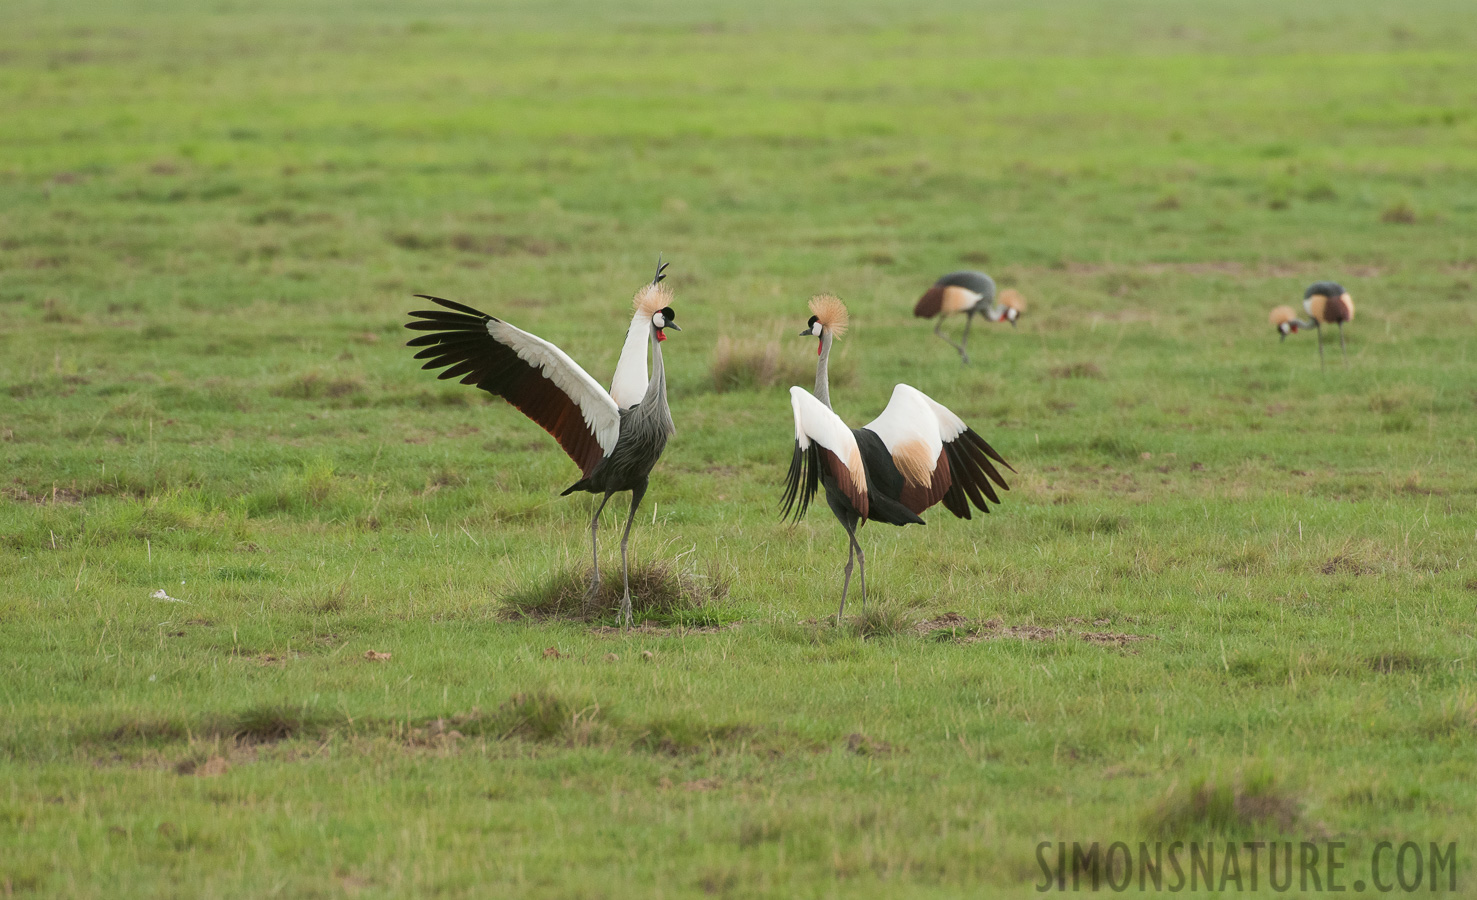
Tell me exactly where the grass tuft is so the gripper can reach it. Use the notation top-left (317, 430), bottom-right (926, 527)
top-left (1145, 770), bottom-right (1300, 838)
top-left (1380, 200), bottom-right (1418, 224)
top-left (502, 558), bottom-right (729, 624)
top-left (848, 602), bottom-right (916, 639)
top-left (709, 335), bottom-right (832, 393)
top-left (228, 706), bottom-right (323, 744)
top-left (271, 371), bottom-right (366, 401)
top-left (631, 718), bottom-right (754, 754)
top-left (107, 717), bottom-right (188, 745)
top-left (1050, 362), bottom-right (1106, 380)
top-left (1421, 688), bottom-right (1477, 739)
top-left (470, 692), bottom-right (592, 742)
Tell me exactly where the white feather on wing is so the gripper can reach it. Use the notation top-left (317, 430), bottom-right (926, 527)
top-left (789, 386), bottom-right (868, 504)
top-left (485, 319), bottom-right (623, 456)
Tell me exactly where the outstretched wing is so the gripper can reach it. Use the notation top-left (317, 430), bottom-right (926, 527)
top-left (781, 387), bottom-right (869, 522)
top-left (405, 295), bottom-right (621, 477)
top-left (863, 384), bottom-right (1013, 519)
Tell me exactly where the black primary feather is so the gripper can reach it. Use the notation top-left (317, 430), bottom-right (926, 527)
top-left (780, 442), bottom-right (821, 523)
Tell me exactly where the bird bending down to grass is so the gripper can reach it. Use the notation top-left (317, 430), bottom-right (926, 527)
top-left (1272, 282), bottom-right (1354, 369)
top-left (912, 270), bottom-right (1025, 364)
top-left (781, 295), bottom-right (1014, 622)
top-left (404, 260), bottom-right (681, 626)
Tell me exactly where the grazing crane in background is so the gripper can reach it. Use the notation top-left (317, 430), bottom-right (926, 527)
top-left (782, 295), bottom-right (1014, 622)
top-left (404, 261), bottom-right (681, 626)
top-left (1268, 305), bottom-right (1313, 340)
top-left (912, 270), bottom-right (1026, 364)
top-left (1269, 282), bottom-right (1354, 369)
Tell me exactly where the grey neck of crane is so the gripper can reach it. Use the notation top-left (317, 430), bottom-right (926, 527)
top-left (642, 323), bottom-right (668, 407)
top-left (814, 331), bottom-right (834, 409)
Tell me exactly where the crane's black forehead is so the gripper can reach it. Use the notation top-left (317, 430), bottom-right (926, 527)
top-left (807, 314), bottom-right (819, 324)
top-left (659, 305), bottom-right (674, 319)
top-left (1304, 281), bottom-right (1345, 298)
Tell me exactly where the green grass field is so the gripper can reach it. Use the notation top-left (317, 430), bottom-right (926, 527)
top-left (3, 0), bottom-right (1476, 895)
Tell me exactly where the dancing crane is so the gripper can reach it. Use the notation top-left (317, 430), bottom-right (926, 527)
top-left (782, 295), bottom-right (1014, 621)
top-left (404, 261), bottom-right (681, 626)
top-left (912, 270), bottom-right (1026, 364)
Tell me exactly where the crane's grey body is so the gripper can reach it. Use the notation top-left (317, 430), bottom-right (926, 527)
top-left (938, 270), bottom-right (997, 301)
top-left (562, 323), bottom-right (675, 625)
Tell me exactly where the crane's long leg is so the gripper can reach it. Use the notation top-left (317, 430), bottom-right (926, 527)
top-left (586, 492), bottom-right (612, 599)
top-left (958, 311), bottom-right (974, 365)
top-left (932, 316), bottom-right (966, 358)
top-left (1338, 322), bottom-right (1347, 366)
top-left (617, 481), bottom-right (648, 628)
top-left (1315, 323), bottom-right (1325, 372)
top-left (837, 529), bottom-right (856, 625)
top-left (854, 533), bottom-right (867, 612)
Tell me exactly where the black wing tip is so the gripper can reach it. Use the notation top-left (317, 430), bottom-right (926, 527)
top-left (652, 255), bottom-right (670, 285)
top-left (965, 429), bottom-right (1017, 476)
top-left (408, 294), bottom-right (494, 320)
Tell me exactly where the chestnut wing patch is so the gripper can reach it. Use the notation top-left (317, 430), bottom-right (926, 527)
top-left (405, 295), bottom-right (620, 477)
top-left (785, 387), bottom-right (869, 521)
top-left (913, 285), bottom-right (945, 318)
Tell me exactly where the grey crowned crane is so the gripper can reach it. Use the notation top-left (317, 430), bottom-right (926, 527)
top-left (1272, 282), bottom-right (1354, 369)
top-left (404, 262), bottom-right (681, 626)
top-left (781, 295), bottom-right (1014, 622)
top-left (912, 270), bottom-right (1026, 364)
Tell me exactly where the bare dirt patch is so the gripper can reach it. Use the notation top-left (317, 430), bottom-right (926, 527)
top-left (914, 613), bottom-right (1153, 647)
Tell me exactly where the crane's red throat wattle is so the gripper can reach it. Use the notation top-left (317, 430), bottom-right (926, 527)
top-left (656, 330), bottom-right (666, 342)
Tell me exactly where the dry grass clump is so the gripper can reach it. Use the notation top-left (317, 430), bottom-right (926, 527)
top-left (848, 602), bottom-right (916, 639)
top-left (271, 370), bottom-right (366, 400)
top-left (451, 692), bottom-right (608, 745)
top-left (1049, 362), bottom-right (1105, 380)
top-left (709, 336), bottom-right (815, 393)
top-left (1380, 201), bottom-right (1418, 224)
top-left (1145, 770), bottom-right (1300, 838)
top-left (501, 558), bottom-right (729, 623)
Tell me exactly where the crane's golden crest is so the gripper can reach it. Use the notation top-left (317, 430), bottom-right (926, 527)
top-left (1269, 305), bottom-right (1299, 326)
top-left (808, 294), bottom-right (849, 337)
top-left (998, 288), bottom-right (1027, 312)
top-left (633, 282), bottom-right (673, 318)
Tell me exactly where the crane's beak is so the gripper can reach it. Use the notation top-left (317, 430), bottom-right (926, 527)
top-left (1009, 318), bottom-right (1018, 329)
top-left (798, 328), bottom-right (812, 336)
top-left (665, 323), bottom-right (682, 332)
